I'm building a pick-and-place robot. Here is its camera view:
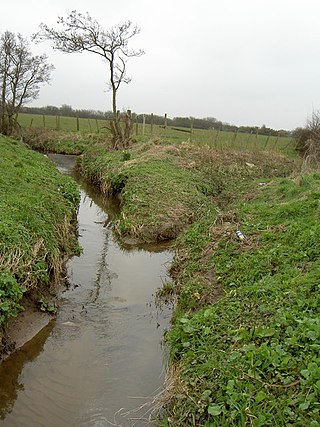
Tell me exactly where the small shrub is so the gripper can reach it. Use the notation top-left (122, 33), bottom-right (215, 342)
top-left (0, 270), bottom-right (25, 327)
top-left (294, 127), bottom-right (312, 156)
top-left (110, 172), bottom-right (127, 194)
top-left (121, 150), bottom-right (131, 161)
top-left (294, 111), bottom-right (320, 160)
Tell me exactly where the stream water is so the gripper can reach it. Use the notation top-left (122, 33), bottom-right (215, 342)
top-left (0, 154), bottom-right (173, 427)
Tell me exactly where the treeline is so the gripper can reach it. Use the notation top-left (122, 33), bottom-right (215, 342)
top-left (20, 105), bottom-right (289, 136)
top-left (21, 104), bottom-right (113, 120)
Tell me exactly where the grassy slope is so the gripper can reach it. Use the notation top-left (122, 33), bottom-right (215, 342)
top-left (0, 136), bottom-right (80, 333)
top-left (164, 173), bottom-right (320, 426)
top-left (21, 128), bottom-right (99, 155)
top-left (78, 142), bottom-right (294, 243)
top-left (80, 140), bottom-right (320, 425)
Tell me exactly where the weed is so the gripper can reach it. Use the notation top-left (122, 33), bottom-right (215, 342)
top-left (121, 150), bottom-right (131, 161)
top-left (0, 270), bottom-right (25, 326)
top-left (37, 296), bottom-right (57, 314)
top-left (156, 282), bottom-right (175, 299)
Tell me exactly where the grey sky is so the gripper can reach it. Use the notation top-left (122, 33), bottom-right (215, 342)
top-left (1, 0), bottom-right (320, 130)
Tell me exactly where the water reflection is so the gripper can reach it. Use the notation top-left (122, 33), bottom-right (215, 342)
top-left (0, 322), bottom-right (55, 420)
top-left (0, 154), bottom-right (173, 426)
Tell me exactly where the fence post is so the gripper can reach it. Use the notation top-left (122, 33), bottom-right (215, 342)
top-left (30, 118), bottom-right (33, 128)
top-left (42, 115), bottom-right (46, 128)
top-left (190, 118), bottom-right (194, 142)
top-left (255, 128), bottom-right (259, 148)
top-left (95, 118), bottom-right (100, 133)
top-left (164, 113), bottom-right (167, 138)
top-left (88, 118), bottom-right (92, 132)
top-left (56, 115), bottom-right (60, 130)
top-left (214, 128), bottom-right (220, 146)
top-left (233, 129), bottom-right (238, 143)
top-left (142, 114), bottom-right (146, 136)
top-left (135, 115), bottom-right (139, 136)
top-left (150, 113), bottom-right (154, 137)
top-left (210, 128), bottom-right (214, 148)
top-left (124, 109), bottom-right (132, 142)
top-left (245, 130), bottom-right (253, 148)
top-left (76, 116), bottom-right (80, 132)
top-left (264, 131), bottom-right (271, 149)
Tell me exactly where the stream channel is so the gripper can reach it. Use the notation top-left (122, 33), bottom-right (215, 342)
top-left (0, 154), bottom-right (173, 427)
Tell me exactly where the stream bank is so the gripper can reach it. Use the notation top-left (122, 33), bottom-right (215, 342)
top-left (0, 137), bottom-right (80, 360)
top-left (0, 154), bottom-right (173, 426)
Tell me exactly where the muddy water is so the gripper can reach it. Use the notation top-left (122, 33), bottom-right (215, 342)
top-left (0, 154), bottom-right (173, 426)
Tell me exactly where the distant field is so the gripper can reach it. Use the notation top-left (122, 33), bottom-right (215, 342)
top-left (17, 113), bottom-right (109, 133)
top-left (17, 113), bottom-right (296, 157)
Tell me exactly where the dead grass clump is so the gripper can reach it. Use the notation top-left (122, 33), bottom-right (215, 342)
top-left (151, 364), bottom-right (184, 424)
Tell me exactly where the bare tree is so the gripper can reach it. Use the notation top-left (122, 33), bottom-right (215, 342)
top-left (34, 11), bottom-right (144, 149)
top-left (295, 110), bottom-right (320, 161)
top-left (0, 31), bottom-right (53, 135)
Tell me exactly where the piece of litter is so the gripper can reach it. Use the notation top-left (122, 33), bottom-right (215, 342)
top-left (245, 162), bottom-right (255, 168)
top-left (235, 230), bottom-right (245, 240)
top-left (61, 321), bottom-right (80, 327)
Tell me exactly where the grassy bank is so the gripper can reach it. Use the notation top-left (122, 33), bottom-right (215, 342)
top-left (78, 141), bottom-right (294, 243)
top-left (76, 139), bottom-right (320, 425)
top-left (20, 128), bottom-right (101, 155)
top-left (0, 135), bottom-right (80, 353)
top-left (163, 172), bottom-right (320, 426)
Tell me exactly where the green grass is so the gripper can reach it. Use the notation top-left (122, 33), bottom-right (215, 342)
top-left (0, 135), bottom-right (80, 330)
top-left (78, 141), bottom-right (295, 243)
top-left (76, 138), bottom-right (310, 425)
top-left (20, 127), bottom-right (99, 155)
top-left (2, 121), bottom-right (310, 424)
top-left (78, 142), bottom-right (212, 241)
top-left (136, 125), bottom-right (295, 158)
top-left (17, 113), bottom-right (110, 134)
top-left (163, 172), bottom-right (320, 426)
top-left (17, 113), bottom-right (296, 158)
top-left (74, 135), bottom-right (317, 425)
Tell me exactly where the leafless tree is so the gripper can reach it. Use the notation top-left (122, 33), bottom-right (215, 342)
top-left (0, 31), bottom-right (53, 135)
top-left (295, 110), bottom-right (320, 160)
top-left (34, 11), bottom-right (144, 149)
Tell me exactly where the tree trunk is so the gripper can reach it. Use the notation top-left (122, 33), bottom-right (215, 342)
top-left (109, 62), bottom-right (133, 149)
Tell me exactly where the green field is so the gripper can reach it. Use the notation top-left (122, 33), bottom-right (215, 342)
top-left (17, 112), bottom-right (108, 133)
top-left (17, 113), bottom-right (295, 157)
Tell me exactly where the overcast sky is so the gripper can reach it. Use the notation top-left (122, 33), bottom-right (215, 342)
top-left (1, 0), bottom-right (320, 130)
